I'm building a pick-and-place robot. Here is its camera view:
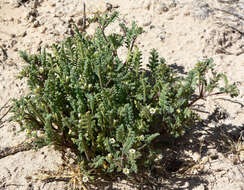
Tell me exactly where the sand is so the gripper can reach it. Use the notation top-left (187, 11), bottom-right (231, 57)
top-left (0, 0), bottom-right (244, 189)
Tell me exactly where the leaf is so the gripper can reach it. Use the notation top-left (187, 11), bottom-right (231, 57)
top-left (145, 133), bottom-right (160, 144)
top-left (116, 124), bottom-right (126, 143)
top-left (122, 130), bottom-right (135, 155)
top-left (184, 107), bottom-right (191, 118)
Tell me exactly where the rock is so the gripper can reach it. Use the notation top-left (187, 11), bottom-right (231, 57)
top-left (11, 40), bottom-right (18, 47)
top-left (144, 21), bottom-right (152, 27)
top-left (156, 3), bottom-right (169, 14)
top-left (184, 11), bottom-right (191, 16)
top-left (10, 34), bottom-right (16, 38)
top-left (41, 27), bottom-right (47, 34)
top-left (167, 15), bottom-right (174, 20)
top-left (49, 2), bottom-right (56, 7)
top-left (158, 31), bottom-right (166, 41)
top-left (17, 19), bottom-right (21, 24)
top-left (29, 16), bottom-right (36, 23)
top-left (142, 17), bottom-right (152, 27)
top-left (33, 20), bottom-right (40, 28)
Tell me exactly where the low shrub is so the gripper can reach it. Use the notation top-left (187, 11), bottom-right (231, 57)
top-left (10, 12), bottom-right (239, 178)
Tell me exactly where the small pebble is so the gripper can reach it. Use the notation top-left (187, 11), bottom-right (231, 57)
top-left (167, 16), bottom-right (174, 20)
top-left (158, 6), bottom-right (169, 14)
top-left (41, 27), bottom-right (47, 34)
top-left (49, 2), bottom-right (56, 7)
top-left (29, 16), bottom-right (36, 23)
top-left (17, 19), bottom-right (21, 24)
top-left (184, 12), bottom-right (190, 16)
top-left (25, 175), bottom-right (32, 182)
top-left (143, 21), bottom-right (152, 27)
top-left (10, 34), bottom-right (16, 38)
top-left (11, 40), bottom-right (18, 47)
top-left (33, 20), bottom-right (40, 28)
top-left (160, 35), bottom-right (165, 41)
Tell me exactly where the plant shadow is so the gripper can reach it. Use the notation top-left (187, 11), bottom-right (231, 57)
top-left (90, 106), bottom-right (244, 190)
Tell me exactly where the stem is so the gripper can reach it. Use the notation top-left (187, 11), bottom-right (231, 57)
top-left (101, 26), bottom-right (108, 42)
top-left (189, 95), bottom-right (204, 107)
top-left (207, 91), bottom-right (226, 97)
top-left (142, 77), bottom-right (146, 104)
top-left (189, 82), bottom-right (205, 107)
top-left (129, 37), bottom-right (136, 52)
top-left (98, 74), bottom-right (103, 88)
top-left (0, 99), bottom-right (10, 113)
top-left (0, 106), bottom-right (12, 122)
top-left (97, 65), bottom-right (103, 88)
top-left (189, 91), bottom-right (226, 107)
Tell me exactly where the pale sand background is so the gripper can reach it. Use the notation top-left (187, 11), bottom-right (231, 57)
top-left (0, 0), bottom-right (244, 189)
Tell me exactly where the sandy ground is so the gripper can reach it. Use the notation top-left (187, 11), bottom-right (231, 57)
top-left (0, 0), bottom-right (244, 189)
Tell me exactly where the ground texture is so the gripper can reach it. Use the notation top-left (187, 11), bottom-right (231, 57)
top-left (0, 0), bottom-right (244, 189)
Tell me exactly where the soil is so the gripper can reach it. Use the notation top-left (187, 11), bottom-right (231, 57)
top-left (0, 0), bottom-right (244, 189)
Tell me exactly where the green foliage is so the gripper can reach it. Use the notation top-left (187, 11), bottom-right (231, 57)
top-left (10, 12), bottom-right (239, 177)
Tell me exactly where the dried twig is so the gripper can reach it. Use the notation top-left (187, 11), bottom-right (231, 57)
top-left (214, 8), bottom-right (244, 21)
top-left (213, 96), bottom-right (244, 108)
top-left (0, 99), bottom-right (12, 126)
top-left (0, 142), bottom-right (34, 159)
top-left (0, 45), bottom-right (8, 60)
top-left (0, 99), bottom-right (10, 113)
top-left (0, 106), bottom-right (12, 124)
top-left (0, 183), bottom-right (24, 190)
top-left (82, 2), bottom-right (86, 31)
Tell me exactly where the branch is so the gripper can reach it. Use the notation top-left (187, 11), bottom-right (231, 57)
top-left (0, 106), bottom-right (12, 123)
top-left (0, 99), bottom-right (10, 113)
